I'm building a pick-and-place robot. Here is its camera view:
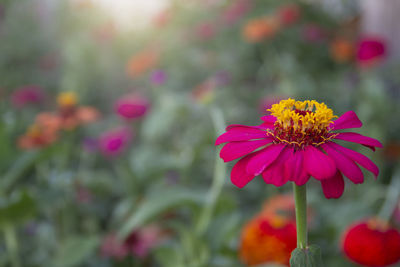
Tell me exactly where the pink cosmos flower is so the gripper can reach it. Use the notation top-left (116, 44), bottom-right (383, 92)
top-left (11, 85), bottom-right (45, 108)
top-left (215, 98), bottom-right (382, 199)
top-left (99, 127), bottom-right (132, 157)
top-left (115, 94), bottom-right (150, 120)
top-left (357, 37), bottom-right (386, 67)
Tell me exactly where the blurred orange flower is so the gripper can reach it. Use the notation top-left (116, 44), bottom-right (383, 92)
top-left (243, 16), bottom-right (280, 43)
top-left (261, 194), bottom-right (295, 221)
top-left (126, 49), bottom-right (160, 78)
top-left (240, 214), bottom-right (296, 266)
top-left (18, 122), bottom-right (58, 149)
top-left (330, 38), bottom-right (354, 63)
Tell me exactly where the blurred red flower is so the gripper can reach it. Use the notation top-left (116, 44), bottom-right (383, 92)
top-left (342, 218), bottom-right (400, 267)
top-left (240, 214), bottom-right (296, 266)
top-left (357, 37), bottom-right (386, 67)
top-left (278, 4), bottom-right (301, 26)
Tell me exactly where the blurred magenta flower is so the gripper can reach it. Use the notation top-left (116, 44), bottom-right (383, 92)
top-left (278, 3), bottom-right (301, 26)
top-left (357, 37), bottom-right (386, 67)
top-left (99, 127), bottom-right (132, 157)
top-left (11, 85), bottom-right (45, 108)
top-left (115, 94), bottom-right (150, 120)
top-left (342, 218), bottom-right (400, 267)
top-left (150, 69), bottom-right (167, 85)
top-left (223, 0), bottom-right (252, 25)
top-left (215, 98), bottom-right (381, 198)
top-left (100, 234), bottom-right (129, 260)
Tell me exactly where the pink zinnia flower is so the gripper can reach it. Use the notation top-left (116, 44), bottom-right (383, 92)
top-left (357, 37), bottom-right (386, 67)
top-left (99, 127), bottom-right (132, 157)
top-left (115, 94), bottom-right (150, 120)
top-left (215, 98), bottom-right (382, 199)
top-left (11, 85), bottom-right (45, 108)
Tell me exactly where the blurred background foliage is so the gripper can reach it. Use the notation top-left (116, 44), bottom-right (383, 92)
top-left (0, 0), bottom-right (399, 266)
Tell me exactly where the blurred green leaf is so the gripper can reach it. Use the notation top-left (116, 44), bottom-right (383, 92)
top-left (51, 236), bottom-right (99, 267)
top-left (118, 187), bottom-right (205, 239)
top-left (0, 191), bottom-right (36, 228)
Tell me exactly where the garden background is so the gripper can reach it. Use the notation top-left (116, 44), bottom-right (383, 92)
top-left (1, 0), bottom-right (400, 266)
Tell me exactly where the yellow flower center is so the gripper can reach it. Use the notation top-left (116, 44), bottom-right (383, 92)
top-left (267, 98), bottom-right (337, 148)
top-left (57, 92), bottom-right (78, 108)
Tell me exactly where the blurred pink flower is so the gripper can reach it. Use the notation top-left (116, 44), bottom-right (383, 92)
top-left (357, 37), bottom-right (386, 67)
top-left (301, 24), bottom-right (326, 43)
top-left (195, 22), bottom-right (217, 40)
top-left (11, 85), bottom-right (45, 108)
top-left (278, 4), bottom-right (301, 26)
top-left (100, 225), bottom-right (165, 260)
top-left (150, 69), bottom-right (167, 85)
top-left (115, 94), bottom-right (150, 120)
top-left (99, 127), bottom-right (132, 157)
top-left (223, 0), bottom-right (252, 25)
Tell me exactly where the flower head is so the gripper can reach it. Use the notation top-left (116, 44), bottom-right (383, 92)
top-left (215, 98), bottom-right (382, 198)
top-left (342, 218), bottom-right (400, 267)
top-left (330, 38), bottom-right (354, 63)
top-left (150, 69), bottom-right (167, 85)
top-left (115, 94), bottom-right (150, 120)
top-left (126, 49), bottom-right (160, 78)
top-left (18, 122), bottom-right (58, 149)
top-left (222, 0), bottom-right (252, 25)
top-left (242, 16), bottom-right (280, 43)
top-left (278, 4), bottom-right (301, 26)
top-left (11, 85), bottom-right (45, 108)
top-left (99, 127), bottom-right (132, 157)
top-left (357, 37), bottom-right (386, 67)
top-left (240, 214), bottom-right (296, 266)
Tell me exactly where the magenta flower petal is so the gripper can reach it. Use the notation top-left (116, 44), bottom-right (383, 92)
top-left (334, 132), bottom-right (383, 151)
top-left (285, 149), bottom-right (310, 186)
top-left (331, 111), bottom-right (362, 130)
top-left (226, 124), bottom-right (267, 131)
top-left (327, 142), bottom-right (379, 178)
top-left (220, 139), bottom-right (272, 162)
top-left (322, 143), bottom-right (364, 184)
top-left (246, 144), bottom-right (285, 175)
top-left (262, 147), bottom-right (291, 187)
top-left (260, 115), bottom-right (277, 124)
top-left (304, 146), bottom-right (336, 180)
top-left (215, 128), bottom-right (267, 146)
top-left (231, 154), bottom-right (256, 188)
top-left (321, 171), bottom-right (345, 199)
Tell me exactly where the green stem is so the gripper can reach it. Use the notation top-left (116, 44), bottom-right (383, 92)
top-left (4, 224), bottom-right (21, 267)
top-left (196, 107), bottom-right (226, 235)
top-left (293, 183), bottom-right (308, 249)
top-left (378, 171), bottom-right (400, 221)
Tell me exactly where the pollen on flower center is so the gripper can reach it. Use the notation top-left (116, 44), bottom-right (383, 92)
top-left (267, 98), bottom-right (337, 148)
